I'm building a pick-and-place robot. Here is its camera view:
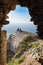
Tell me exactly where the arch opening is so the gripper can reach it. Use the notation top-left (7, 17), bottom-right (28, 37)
top-left (2, 5), bottom-right (37, 38)
top-left (0, 0), bottom-right (43, 39)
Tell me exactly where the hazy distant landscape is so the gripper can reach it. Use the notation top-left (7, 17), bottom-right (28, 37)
top-left (2, 5), bottom-right (37, 37)
top-left (2, 23), bottom-right (37, 37)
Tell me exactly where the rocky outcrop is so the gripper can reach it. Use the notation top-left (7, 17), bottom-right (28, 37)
top-left (7, 29), bottom-right (29, 53)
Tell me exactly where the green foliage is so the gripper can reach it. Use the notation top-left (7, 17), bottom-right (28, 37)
top-left (7, 56), bottom-right (25, 65)
top-left (15, 35), bottom-right (39, 58)
top-left (33, 42), bottom-right (39, 47)
top-left (15, 41), bottom-right (28, 58)
top-left (19, 41), bottom-right (28, 51)
top-left (7, 63), bottom-right (14, 65)
top-left (14, 56), bottom-right (25, 64)
top-left (29, 42), bottom-right (40, 50)
top-left (31, 42), bottom-right (39, 48)
top-left (7, 49), bottom-right (15, 62)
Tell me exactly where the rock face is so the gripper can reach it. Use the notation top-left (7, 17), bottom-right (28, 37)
top-left (7, 30), bottom-right (29, 53)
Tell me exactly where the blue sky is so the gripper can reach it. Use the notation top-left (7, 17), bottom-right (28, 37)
top-left (7, 5), bottom-right (32, 24)
top-left (2, 5), bottom-right (37, 37)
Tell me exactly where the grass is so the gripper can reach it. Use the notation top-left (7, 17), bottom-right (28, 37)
top-left (7, 63), bottom-right (14, 65)
top-left (14, 41), bottom-right (28, 58)
top-left (29, 41), bottom-right (40, 50)
top-left (7, 49), bottom-right (15, 62)
top-left (7, 56), bottom-right (25, 65)
top-left (31, 42), bottom-right (40, 48)
top-left (12, 36), bottom-right (39, 58)
top-left (14, 56), bottom-right (25, 64)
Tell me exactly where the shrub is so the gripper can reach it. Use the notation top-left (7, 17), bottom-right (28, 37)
top-left (15, 56), bottom-right (25, 65)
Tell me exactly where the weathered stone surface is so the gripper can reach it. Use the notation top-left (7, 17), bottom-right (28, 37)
top-left (7, 29), bottom-right (30, 53)
top-left (0, 30), bottom-right (7, 65)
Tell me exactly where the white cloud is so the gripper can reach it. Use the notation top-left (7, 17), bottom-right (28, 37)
top-left (7, 10), bottom-right (31, 24)
top-left (7, 5), bottom-right (32, 24)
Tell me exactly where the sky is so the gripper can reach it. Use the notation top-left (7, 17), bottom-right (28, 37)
top-left (7, 5), bottom-right (32, 24)
top-left (2, 5), bottom-right (37, 37)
